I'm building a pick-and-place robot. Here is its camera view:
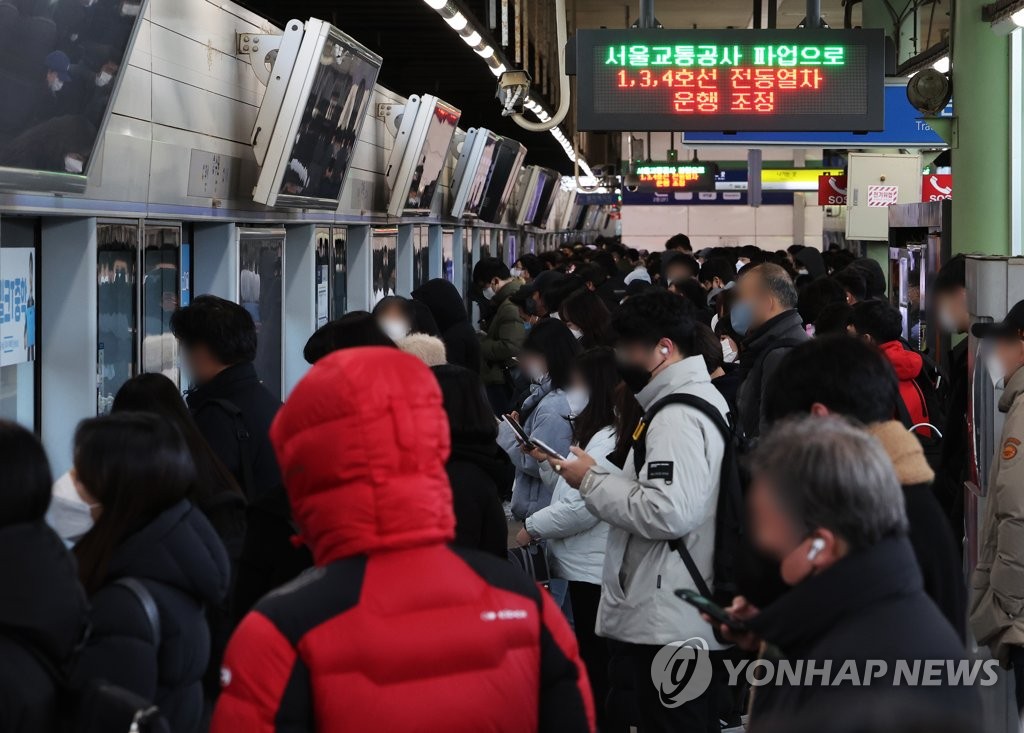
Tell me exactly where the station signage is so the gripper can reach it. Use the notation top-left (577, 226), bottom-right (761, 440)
top-left (575, 28), bottom-right (885, 132)
top-left (635, 162), bottom-right (718, 192)
top-left (922, 174), bottom-right (952, 201)
top-left (818, 174), bottom-right (847, 205)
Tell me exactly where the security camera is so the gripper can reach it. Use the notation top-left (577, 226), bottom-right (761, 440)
top-left (623, 173), bottom-right (640, 192)
top-left (907, 69), bottom-right (952, 117)
top-left (497, 69), bottom-right (533, 117)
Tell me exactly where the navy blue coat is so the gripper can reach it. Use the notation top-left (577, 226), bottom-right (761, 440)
top-left (73, 501), bottom-right (230, 733)
top-left (0, 522), bottom-right (90, 733)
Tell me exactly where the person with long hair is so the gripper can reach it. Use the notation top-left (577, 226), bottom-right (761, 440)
top-left (497, 319), bottom-right (582, 520)
top-left (560, 289), bottom-right (613, 349)
top-left (70, 413), bottom-right (230, 733)
top-left (0, 421), bottom-right (90, 733)
top-left (432, 364), bottom-right (512, 557)
top-left (515, 347), bottom-right (620, 730)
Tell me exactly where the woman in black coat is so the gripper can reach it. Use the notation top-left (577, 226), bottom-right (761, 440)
top-left (413, 278), bottom-right (481, 373)
top-left (433, 364), bottom-right (512, 557)
top-left (0, 422), bottom-right (90, 733)
top-left (70, 413), bottom-right (230, 733)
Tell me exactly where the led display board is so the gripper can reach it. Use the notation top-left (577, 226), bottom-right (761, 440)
top-left (575, 28), bottom-right (885, 132)
top-left (635, 162), bottom-right (718, 192)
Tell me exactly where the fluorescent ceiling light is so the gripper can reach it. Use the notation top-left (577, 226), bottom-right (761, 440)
top-left (1013, 8), bottom-right (1024, 26)
top-left (446, 11), bottom-right (468, 30)
top-left (463, 30), bottom-right (482, 46)
top-left (932, 55), bottom-right (949, 73)
top-left (476, 44), bottom-right (494, 58)
top-left (424, 0), bottom-right (447, 9)
top-left (490, 63), bottom-right (506, 76)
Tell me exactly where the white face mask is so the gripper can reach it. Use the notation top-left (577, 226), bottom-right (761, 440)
top-left (45, 472), bottom-right (98, 547)
top-left (569, 326), bottom-right (584, 341)
top-left (721, 338), bottom-right (738, 364)
top-left (482, 285), bottom-right (496, 301)
top-left (938, 306), bottom-right (960, 334)
top-left (95, 70), bottom-right (113, 87)
top-left (510, 267), bottom-right (523, 279)
top-left (49, 77), bottom-right (64, 93)
top-left (379, 318), bottom-right (410, 342)
top-left (64, 155), bottom-right (84, 174)
top-left (735, 259), bottom-right (748, 273)
top-left (986, 350), bottom-right (1006, 389)
top-left (565, 386), bottom-right (590, 417)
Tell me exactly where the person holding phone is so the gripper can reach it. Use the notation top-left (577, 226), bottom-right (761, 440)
top-left (710, 417), bottom-right (976, 729)
top-left (515, 348), bottom-right (620, 730)
top-left (497, 319), bottom-right (581, 520)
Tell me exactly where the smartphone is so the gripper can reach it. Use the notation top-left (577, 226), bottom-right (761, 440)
top-left (675, 589), bottom-right (747, 632)
top-left (502, 413), bottom-right (535, 449)
top-left (530, 437), bottom-right (566, 461)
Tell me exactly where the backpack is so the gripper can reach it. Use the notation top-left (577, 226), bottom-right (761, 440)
top-left (632, 394), bottom-right (745, 615)
top-left (5, 578), bottom-right (169, 733)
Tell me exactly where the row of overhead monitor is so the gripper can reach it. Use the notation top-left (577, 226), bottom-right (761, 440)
top-left (248, 18), bottom-right (573, 228)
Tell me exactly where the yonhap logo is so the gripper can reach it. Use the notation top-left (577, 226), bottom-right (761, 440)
top-left (650, 637), bottom-right (714, 707)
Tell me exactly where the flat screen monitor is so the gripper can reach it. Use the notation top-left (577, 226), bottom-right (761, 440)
top-left (0, 0), bottom-right (146, 193)
top-left (477, 136), bottom-right (526, 224)
top-left (252, 19), bottom-right (381, 209)
top-left (514, 167), bottom-right (542, 226)
top-left (385, 93), bottom-right (461, 216)
top-left (530, 169), bottom-right (560, 228)
top-left (450, 127), bottom-right (499, 219)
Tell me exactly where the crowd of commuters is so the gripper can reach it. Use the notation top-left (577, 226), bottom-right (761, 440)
top-left (2, 232), bottom-right (1021, 733)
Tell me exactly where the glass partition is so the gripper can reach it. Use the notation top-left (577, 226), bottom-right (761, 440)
top-left (239, 229), bottom-right (284, 400)
top-left (315, 227), bottom-right (331, 328)
top-left (413, 225), bottom-right (429, 290)
top-left (96, 221), bottom-right (138, 414)
top-left (332, 227), bottom-right (348, 318)
top-left (463, 230), bottom-right (475, 311)
top-left (141, 223), bottom-right (180, 385)
top-left (442, 228), bottom-right (455, 284)
top-left (0, 217), bottom-right (38, 428)
top-left (479, 228), bottom-right (492, 260)
top-left (371, 228), bottom-right (397, 307)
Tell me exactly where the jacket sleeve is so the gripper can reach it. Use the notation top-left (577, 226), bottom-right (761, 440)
top-left (499, 399), bottom-right (573, 481)
top-left (71, 584), bottom-right (159, 703)
top-left (579, 408), bottom-right (718, 540)
top-left (987, 406), bottom-right (1024, 618)
top-left (211, 612), bottom-right (313, 733)
top-left (479, 308), bottom-right (526, 364)
top-left (537, 586), bottom-right (596, 733)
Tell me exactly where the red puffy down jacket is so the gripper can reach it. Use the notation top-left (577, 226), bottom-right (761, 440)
top-left (879, 340), bottom-right (931, 436)
top-left (211, 347), bottom-right (594, 733)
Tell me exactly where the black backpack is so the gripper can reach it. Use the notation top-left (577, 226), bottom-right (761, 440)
top-left (5, 578), bottom-right (169, 733)
top-left (632, 394), bottom-right (745, 611)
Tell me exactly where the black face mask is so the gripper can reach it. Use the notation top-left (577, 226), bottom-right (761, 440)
top-left (617, 352), bottom-right (667, 394)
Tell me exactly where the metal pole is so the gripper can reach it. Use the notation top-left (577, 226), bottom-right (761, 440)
top-left (806, 0), bottom-right (820, 27)
top-left (753, 0), bottom-right (763, 28)
top-left (767, 0), bottom-right (777, 29)
top-left (639, 0), bottom-right (655, 28)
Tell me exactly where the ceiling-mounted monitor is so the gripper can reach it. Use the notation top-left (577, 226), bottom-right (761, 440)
top-left (385, 93), bottom-right (461, 216)
top-left (552, 188), bottom-right (577, 230)
top-left (575, 27), bottom-right (885, 132)
top-left (450, 127), bottom-right (500, 219)
top-left (252, 19), bottom-right (381, 209)
top-left (0, 0), bottom-right (147, 194)
top-left (530, 169), bottom-right (560, 228)
top-left (516, 166), bottom-right (559, 227)
top-left (477, 136), bottom-right (527, 224)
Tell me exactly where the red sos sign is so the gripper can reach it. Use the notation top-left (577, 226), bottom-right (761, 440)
top-left (922, 174), bottom-right (952, 201)
top-left (818, 174), bottom-right (847, 206)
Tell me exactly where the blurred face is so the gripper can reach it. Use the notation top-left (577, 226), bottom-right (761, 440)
top-left (531, 291), bottom-right (549, 318)
top-left (734, 272), bottom-right (773, 331)
top-left (519, 352), bottom-right (548, 383)
top-left (935, 288), bottom-right (969, 334)
top-left (995, 337), bottom-right (1024, 382)
top-left (179, 343), bottom-right (223, 385)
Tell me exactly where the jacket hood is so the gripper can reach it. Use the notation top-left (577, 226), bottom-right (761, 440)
top-left (271, 347), bottom-right (455, 564)
top-left (751, 536), bottom-right (921, 654)
top-left (867, 420), bottom-right (935, 486)
top-left (412, 279), bottom-right (469, 332)
top-left (879, 340), bottom-right (923, 380)
top-left (106, 500), bottom-right (230, 607)
top-left (0, 522), bottom-right (89, 663)
top-left (398, 333), bottom-right (448, 367)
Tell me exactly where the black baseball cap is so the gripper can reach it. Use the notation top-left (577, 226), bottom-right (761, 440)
top-left (518, 269), bottom-right (565, 301)
top-left (972, 300), bottom-right (1024, 340)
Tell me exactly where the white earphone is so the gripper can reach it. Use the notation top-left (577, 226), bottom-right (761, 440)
top-left (660, 346), bottom-right (669, 355)
top-left (806, 537), bottom-right (826, 562)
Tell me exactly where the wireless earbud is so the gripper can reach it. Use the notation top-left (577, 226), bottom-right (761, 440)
top-left (660, 346), bottom-right (669, 355)
top-left (806, 537), bottom-right (826, 562)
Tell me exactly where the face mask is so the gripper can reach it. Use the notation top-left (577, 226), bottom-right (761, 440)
top-left (379, 318), bottom-right (410, 342)
top-left (64, 155), bottom-right (83, 173)
top-left (482, 285), bottom-right (496, 301)
top-left (569, 326), bottom-right (584, 341)
top-left (735, 260), bottom-right (748, 273)
top-left (986, 351), bottom-right (1006, 389)
top-left (938, 306), bottom-right (960, 334)
top-left (721, 339), bottom-right (738, 364)
top-left (96, 70), bottom-right (113, 87)
top-left (617, 348), bottom-right (667, 394)
top-left (511, 267), bottom-right (523, 279)
top-left (45, 472), bottom-right (98, 546)
top-left (565, 387), bottom-right (590, 417)
top-left (730, 300), bottom-right (755, 337)
top-left (797, 268), bottom-right (809, 277)
top-left (49, 77), bottom-right (64, 93)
